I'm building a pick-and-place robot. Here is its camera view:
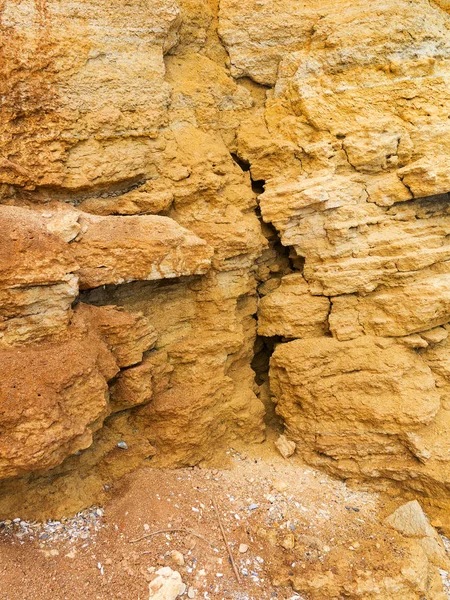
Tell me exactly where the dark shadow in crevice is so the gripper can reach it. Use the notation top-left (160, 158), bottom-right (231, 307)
top-left (251, 335), bottom-right (281, 386)
top-left (251, 335), bottom-right (283, 429)
top-left (230, 153), bottom-right (251, 172)
top-left (251, 179), bottom-right (265, 195)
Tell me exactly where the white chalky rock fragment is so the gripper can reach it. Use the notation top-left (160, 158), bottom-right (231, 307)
top-left (148, 567), bottom-right (186, 600)
top-left (239, 544), bottom-right (249, 553)
top-left (273, 479), bottom-right (287, 494)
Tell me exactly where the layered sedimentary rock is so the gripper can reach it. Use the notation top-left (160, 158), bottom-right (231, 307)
top-left (0, 200), bottom-right (215, 478)
top-left (218, 0), bottom-right (450, 509)
top-left (258, 273), bottom-right (329, 338)
top-left (3, 0), bottom-right (450, 558)
top-left (0, 0), bottom-right (265, 501)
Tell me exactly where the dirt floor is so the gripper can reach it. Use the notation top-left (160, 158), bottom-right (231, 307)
top-left (0, 441), bottom-right (447, 600)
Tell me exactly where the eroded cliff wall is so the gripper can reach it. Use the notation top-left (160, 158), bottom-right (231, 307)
top-left (2, 0), bottom-right (450, 522)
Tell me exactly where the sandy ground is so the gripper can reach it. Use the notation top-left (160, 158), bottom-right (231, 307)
top-left (0, 443), bottom-right (443, 600)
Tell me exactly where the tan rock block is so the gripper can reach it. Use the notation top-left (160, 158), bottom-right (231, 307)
top-left (399, 158), bottom-right (450, 199)
top-left (0, 320), bottom-right (118, 479)
top-left (0, 0), bottom-right (181, 189)
top-left (75, 303), bottom-right (157, 368)
top-left (271, 337), bottom-right (440, 433)
top-left (275, 435), bottom-right (296, 459)
top-left (72, 212), bottom-right (213, 289)
top-left (330, 276), bottom-right (450, 340)
top-left (219, 0), bottom-right (318, 85)
top-left (258, 274), bottom-right (330, 338)
top-left (385, 501), bottom-right (437, 538)
top-left (385, 501), bottom-right (449, 569)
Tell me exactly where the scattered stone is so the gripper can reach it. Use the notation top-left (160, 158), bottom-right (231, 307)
top-left (148, 567), bottom-right (186, 600)
top-left (187, 587), bottom-right (196, 599)
top-left (385, 500), bottom-right (449, 569)
top-left (249, 503), bottom-right (259, 511)
top-left (0, 507), bottom-right (104, 546)
top-left (41, 548), bottom-right (59, 558)
top-left (280, 534), bottom-right (295, 550)
top-left (272, 479), bottom-right (288, 493)
top-left (170, 550), bottom-right (185, 566)
top-left (239, 544), bottom-right (249, 554)
top-left (274, 435), bottom-right (296, 459)
top-left (117, 441), bottom-right (128, 450)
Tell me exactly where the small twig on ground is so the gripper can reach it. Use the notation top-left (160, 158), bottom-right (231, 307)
top-left (212, 494), bottom-right (241, 584)
top-left (129, 528), bottom-right (217, 547)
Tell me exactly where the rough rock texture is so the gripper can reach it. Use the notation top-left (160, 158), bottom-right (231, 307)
top-left (2, 0), bottom-right (450, 567)
top-left (3, 0), bottom-right (450, 595)
top-left (385, 500), bottom-right (449, 570)
top-left (258, 273), bottom-right (329, 338)
top-left (0, 0), bottom-right (265, 510)
top-left (148, 567), bottom-right (186, 600)
top-left (217, 0), bottom-right (450, 518)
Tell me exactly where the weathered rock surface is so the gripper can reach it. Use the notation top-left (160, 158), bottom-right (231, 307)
top-left (0, 198), bottom-right (214, 478)
top-left (0, 0), bottom-right (265, 507)
top-left (0, 313), bottom-right (116, 479)
top-left (385, 501), bottom-right (449, 570)
top-left (2, 7), bottom-right (450, 596)
top-left (258, 273), bottom-right (329, 339)
top-left (217, 0), bottom-right (450, 520)
top-left (271, 336), bottom-right (441, 448)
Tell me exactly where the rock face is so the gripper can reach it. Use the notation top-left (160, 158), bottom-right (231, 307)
top-left (220, 0), bottom-right (450, 513)
top-left (2, 0), bottom-right (450, 564)
top-left (0, 0), bottom-right (265, 503)
top-left (385, 501), bottom-right (449, 570)
top-left (3, 0), bottom-right (450, 596)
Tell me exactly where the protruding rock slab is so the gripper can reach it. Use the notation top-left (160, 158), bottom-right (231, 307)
top-left (74, 304), bottom-right (157, 368)
top-left (72, 212), bottom-right (213, 289)
top-left (0, 204), bottom-right (212, 345)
